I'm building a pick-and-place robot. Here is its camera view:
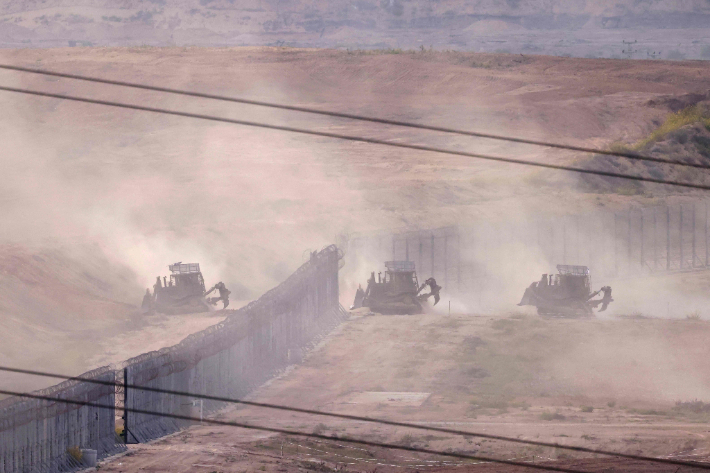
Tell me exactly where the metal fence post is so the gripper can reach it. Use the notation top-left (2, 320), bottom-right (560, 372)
top-left (692, 202), bottom-right (697, 267)
top-left (667, 206), bottom-right (671, 271)
top-left (576, 216), bottom-right (580, 264)
top-left (430, 234), bottom-right (435, 279)
top-left (639, 208), bottom-right (645, 269)
top-left (680, 204), bottom-right (684, 270)
top-left (653, 207), bottom-right (658, 270)
top-left (457, 231), bottom-right (461, 293)
top-left (405, 238), bottom-right (409, 261)
top-left (614, 213), bottom-right (618, 275)
top-left (563, 217), bottom-right (567, 264)
top-left (444, 235), bottom-right (448, 290)
top-left (627, 208), bottom-right (632, 273)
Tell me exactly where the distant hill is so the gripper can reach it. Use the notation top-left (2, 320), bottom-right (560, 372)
top-left (1, 0), bottom-right (709, 58)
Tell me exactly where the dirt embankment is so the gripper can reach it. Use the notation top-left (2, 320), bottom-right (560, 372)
top-left (580, 96), bottom-right (710, 194)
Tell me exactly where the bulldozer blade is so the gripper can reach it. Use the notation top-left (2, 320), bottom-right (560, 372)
top-left (351, 287), bottom-right (366, 310)
top-left (518, 287), bottom-right (534, 306)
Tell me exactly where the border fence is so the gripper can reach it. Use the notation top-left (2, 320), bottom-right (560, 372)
top-left (0, 368), bottom-right (121, 473)
top-left (0, 245), bottom-right (344, 473)
top-left (342, 200), bottom-right (710, 303)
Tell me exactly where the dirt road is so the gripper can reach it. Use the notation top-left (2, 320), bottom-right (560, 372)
top-left (98, 309), bottom-right (710, 472)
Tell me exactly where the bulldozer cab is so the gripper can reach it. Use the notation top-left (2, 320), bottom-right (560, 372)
top-left (556, 265), bottom-right (591, 298)
top-left (382, 260), bottom-right (419, 291)
top-left (155, 263), bottom-right (206, 307)
top-left (168, 263), bottom-right (206, 295)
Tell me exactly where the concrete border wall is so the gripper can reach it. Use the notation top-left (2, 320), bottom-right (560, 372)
top-left (123, 244), bottom-right (343, 442)
top-left (0, 244), bottom-right (344, 472)
top-left (0, 367), bottom-right (122, 473)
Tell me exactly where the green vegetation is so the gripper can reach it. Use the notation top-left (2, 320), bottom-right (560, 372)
top-left (67, 446), bottom-right (83, 462)
top-left (643, 106), bottom-right (710, 145)
top-left (580, 406), bottom-right (594, 413)
top-left (637, 106), bottom-right (710, 150)
top-left (604, 106), bottom-right (710, 160)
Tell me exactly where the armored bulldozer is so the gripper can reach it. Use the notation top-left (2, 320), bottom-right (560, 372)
top-left (518, 265), bottom-right (612, 317)
top-left (140, 262), bottom-right (230, 315)
top-left (351, 261), bottom-right (441, 315)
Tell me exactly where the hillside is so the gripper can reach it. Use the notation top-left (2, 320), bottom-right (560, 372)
top-left (579, 101), bottom-right (710, 194)
top-left (0, 1), bottom-right (709, 58)
top-left (1, 47), bottom-right (709, 391)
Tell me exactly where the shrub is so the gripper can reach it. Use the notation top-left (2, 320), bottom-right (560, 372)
top-left (581, 406), bottom-right (594, 413)
top-left (637, 106), bottom-right (708, 149)
top-left (398, 434), bottom-right (416, 447)
top-left (540, 411), bottom-right (566, 421)
top-left (674, 400), bottom-right (710, 413)
top-left (313, 423), bottom-right (328, 435)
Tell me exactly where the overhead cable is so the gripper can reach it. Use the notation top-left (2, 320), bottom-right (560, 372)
top-left (0, 85), bottom-right (708, 191)
top-left (2, 366), bottom-right (710, 470)
top-left (0, 388), bottom-right (682, 473)
top-left (0, 63), bottom-right (704, 169)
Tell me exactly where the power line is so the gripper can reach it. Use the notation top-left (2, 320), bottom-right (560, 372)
top-left (1, 85), bottom-right (709, 191)
top-left (0, 63), bottom-right (705, 170)
top-left (2, 366), bottom-right (710, 470)
top-left (0, 388), bottom-right (680, 473)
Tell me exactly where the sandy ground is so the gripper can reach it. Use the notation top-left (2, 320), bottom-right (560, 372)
top-left (1, 38), bottom-right (710, 473)
top-left (96, 308), bottom-right (710, 472)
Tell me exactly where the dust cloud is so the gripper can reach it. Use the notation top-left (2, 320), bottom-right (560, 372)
top-left (1, 46), bottom-right (710, 414)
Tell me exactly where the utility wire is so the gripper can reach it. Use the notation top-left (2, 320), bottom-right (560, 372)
top-left (1, 85), bottom-right (709, 191)
top-left (2, 365), bottom-right (709, 470)
top-left (0, 63), bottom-right (705, 170)
top-left (0, 388), bottom-right (688, 473)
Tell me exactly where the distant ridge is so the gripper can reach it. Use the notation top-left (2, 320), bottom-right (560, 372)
top-left (0, 0), bottom-right (708, 58)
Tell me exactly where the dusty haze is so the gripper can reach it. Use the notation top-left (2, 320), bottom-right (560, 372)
top-left (1, 46), bottom-right (710, 438)
top-left (1, 1), bottom-right (710, 59)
